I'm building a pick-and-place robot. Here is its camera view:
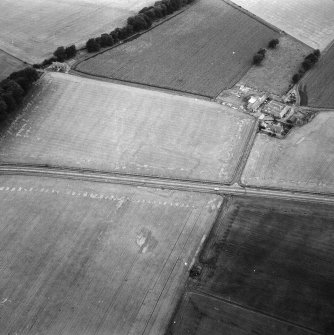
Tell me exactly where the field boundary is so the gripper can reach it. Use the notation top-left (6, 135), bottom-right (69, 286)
top-left (0, 47), bottom-right (29, 66)
top-left (1, 164), bottom-right (334, 204)
top-left (223, 0), bottom-right (282, 34)
top-left (72, 3), bottom-right (193, 72)
top-left (70, 69), bottom-right (213, 99)
top-left (231, 118), bottom-right (259, 184)
top-left (69, 70), bottom-right (213, 101)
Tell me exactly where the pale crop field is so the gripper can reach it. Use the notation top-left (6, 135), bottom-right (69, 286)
top-left (0, 72), bottom-right (256, 184)
top-left (0, 174), bottom-right (222, 334)
top-left (76, 0), bottom-right (278, 97)
top-left (0, 0), bottom-right (154, 64)
top-left (0, 50), bottom-right (26, 81)
top-left (241, 113), bottom-right (334, 194)
top-left (239, 35), bottom-right (312, 95)
top-left (231, 0), bottom-right (334, 50)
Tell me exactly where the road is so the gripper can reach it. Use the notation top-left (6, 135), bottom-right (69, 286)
top-left (0, 163), bottom-right (333, 205)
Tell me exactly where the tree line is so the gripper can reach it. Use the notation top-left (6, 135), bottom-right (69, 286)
top-left (0, 67), bottom-right (39, 122)
top-left (85, 0), bottom-right (195, 53)
top-left (34, 0), bottom-right (195, 66)
top-left (292, 49), bottom-right (320, 84)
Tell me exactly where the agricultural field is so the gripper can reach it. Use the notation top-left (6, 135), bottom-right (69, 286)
top-left (241, 112), bottom-right (334, 194)
top-left (230, 0), bottom-right (334, 50)
top-left (0, 174), bottom-right (222, 335)
top-left (238, 35), bottom-right (312, 95)
top-left (299, 43), bottom-right (334, 108)
top-left (0, 0), bottom-right (154, 64)
top-left (0, 49), bottom-right (26, 81)
top-left (0, 72), bottom-right (256, 184)
top-left (76, 0), bottom-right (278, 97)
top-left (169, 197), bottom-right (334, 334)
top-left (168, 293), bottom-right (314, 335)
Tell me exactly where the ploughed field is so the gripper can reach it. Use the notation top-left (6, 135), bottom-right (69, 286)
top-left (0, 72), bottom-right (256, 184)
top-left (231, 0), bottom-right (334, 50)
top-left (76, 0), bottom-right (278, 97)
top-left (0, 50), bottom-right (26, 81)
top-left (300, 44), bottom-right (334, 108)
top-left (0, 0), bottom-right (154, 64)
top-left (241, 113), bottom-right (334, 194)
top-left (0, 174), bottom-right (222, 335)
top-left (238, 35), bottom-right (312, 95)
top-left (169, 196), bottom-right (334, 334)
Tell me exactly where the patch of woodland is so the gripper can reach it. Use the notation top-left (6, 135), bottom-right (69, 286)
top-left (33, 0), bottom-right (195, 68)
top-left (0, 67), bottom-right (39, 123)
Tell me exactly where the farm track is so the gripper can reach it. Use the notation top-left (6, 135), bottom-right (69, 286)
top-left (1, 164), bottom-right (333, 205)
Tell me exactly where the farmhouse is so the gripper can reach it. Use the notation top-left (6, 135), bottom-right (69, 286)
top-left (262, 100), bottom-right (292, 119)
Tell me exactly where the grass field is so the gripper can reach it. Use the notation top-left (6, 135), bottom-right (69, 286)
top-left (0, 72), bottom-right (255, 184)
top-left (76, 0), bottom-right (278, 97)
top-left (238, 35), bottom-right (312, 95)
top-left (173, 196), bottom-right (334, 334)
top-left (241, 113), bottom-right (334, 194)
top-left (231, 0), bottom-right (334, 50)
top-left (0, 0), bottom-right (154, 64)
top-left (300, 44), bottom-right (334, 108)
top-left (0, 174), bottom-right (222, 335)
top-left (0, 49), bottom-right (26, 81)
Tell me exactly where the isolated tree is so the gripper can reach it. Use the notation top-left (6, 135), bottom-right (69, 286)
top-left (145, 8), bottom-right (157, 20)
top-left (313, 49), bottom-right (320, 58)
top-left (53, 46), bottom-right (66, 62)
top-left (100, 33), bottom-right (114, 47)
top-left (110, 30), bottom-right (119, 43)
top-left (292, 73), bottom-right (301, 84)
top-left (268, 38), bottom-right (279, 49)
top-left (253, 53), bottom-right (264, 65)
top-left (65, 45), bottom-right (77, 58)
top-left (257, 48), bottom-right (266, 56)
top-left (302, 59), bottom-right (313, 71)
top-left (86, 38), bottom-right (100, 52)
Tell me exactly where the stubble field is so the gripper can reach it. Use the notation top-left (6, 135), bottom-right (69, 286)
top-left (241, 113), bottom-right (334, 194)
top-left (0, 50), bottom-right (26, 81)
top-left (238, 35), bottom-right (312, 95)
top-left (230, 0), bottom-right (334, 50)
top-left (0, 72), bottom-right (256, 184)
top-left (0, 174), bottom-right (222, 335)
top-left (0, 0), bottom-right (154, 64)
top-left (169, 196), bottom-right (334, 334)
top-left (76, 0), bottom-right (278, 97)
top-left (300, 44), bottom-right (334, 108)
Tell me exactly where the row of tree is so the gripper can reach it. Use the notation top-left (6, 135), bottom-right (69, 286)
top-left (0, 67), bottom-right (39, 122)
top-left (86, 0), bottom-right (195, 53)
top-left (32, 0), bottom-right (195, 68)
top-left (34, 45), bottom-right (77, 69)
top-left (292, 49), bottom-right (320, 84)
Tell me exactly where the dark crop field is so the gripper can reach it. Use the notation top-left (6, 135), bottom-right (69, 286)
top-left (168, 292), bottom-right (314, 335)
top-left (76, 0), bottom-right (278, 97)
top-left (300, 44), bottom-right (334, 108)
top-left (169, 197), bottom-right (334, 334)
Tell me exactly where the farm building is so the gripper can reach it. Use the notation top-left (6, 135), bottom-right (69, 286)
top-left (247, 94), bottom-right (268, 112)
